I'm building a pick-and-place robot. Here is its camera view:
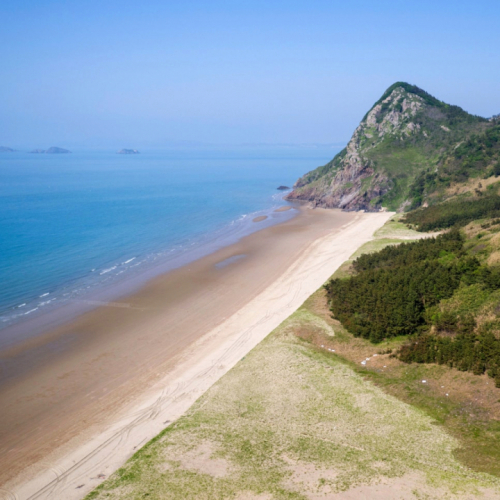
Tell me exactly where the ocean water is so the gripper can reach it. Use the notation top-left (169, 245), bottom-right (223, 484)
top-left (0, 147), bottom-right (339, 342)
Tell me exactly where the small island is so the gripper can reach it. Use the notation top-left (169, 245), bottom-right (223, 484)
top-left (117, 149), bottom-right (140, 155)
top-left (276, 185), bottom-right (290, 191)
top-left (46, 146), bottom-right (70, 154)
top-left (30, 147), bottom-right (71, 154)
top-left (0, 146), bottom-right (15, 152)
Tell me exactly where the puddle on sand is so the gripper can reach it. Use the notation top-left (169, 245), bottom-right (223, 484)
top-left (215, 254), bottom-right (246, 269)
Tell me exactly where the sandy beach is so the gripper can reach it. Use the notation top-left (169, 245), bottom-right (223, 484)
top-left (0, 207), bottom-right (391, 499)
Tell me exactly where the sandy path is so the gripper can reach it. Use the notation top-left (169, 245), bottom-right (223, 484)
top-left (1, 209), bottom-right (391, 499)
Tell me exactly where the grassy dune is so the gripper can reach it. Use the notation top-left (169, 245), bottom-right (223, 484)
top-left (87, 218), bottom-right (500, 499)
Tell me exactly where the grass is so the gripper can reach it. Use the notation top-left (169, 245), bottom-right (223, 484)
top-left (372, 213), bottom-right (427, 239)
top-left (327, 214), bottom-right (430, 282)
top-left (86, 217), bottom-right (500, 499)
top-left (364, 142), bottom-right (431, 210)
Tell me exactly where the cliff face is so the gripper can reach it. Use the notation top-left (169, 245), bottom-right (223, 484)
top-left (287, 82), bottom-right (490, 211)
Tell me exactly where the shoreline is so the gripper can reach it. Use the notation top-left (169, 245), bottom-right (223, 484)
top-left (0, 208), bottom-right (392, 499)
top-left (0, 203), bottom-right (298, 352)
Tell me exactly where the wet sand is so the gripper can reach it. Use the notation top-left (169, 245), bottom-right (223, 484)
top-left (252, 215), bottom-right (268, 222)
top-left (0, 207), bottom-right (392, 498)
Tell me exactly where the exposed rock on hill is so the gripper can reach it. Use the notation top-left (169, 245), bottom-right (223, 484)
top-left (0, 146), bottom-right (15, 152)
top-left (287, 82), bottom-right (493, 211)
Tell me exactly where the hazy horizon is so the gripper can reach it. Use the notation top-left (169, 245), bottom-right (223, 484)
top-left (1, 0), bottom-right (499, 149)
top-left (1, 142), bottom-right (347, 152)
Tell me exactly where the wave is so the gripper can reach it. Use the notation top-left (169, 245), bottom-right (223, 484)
top-left (100, 266), bottom-right (117, 275)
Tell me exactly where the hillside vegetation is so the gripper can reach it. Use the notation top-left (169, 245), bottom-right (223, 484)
top-left (404, 192), bottom-right (500, 231)
top-left (287, 82), bottom-right (499, 211)
top-left (325, 194), bottom-right (500, 388)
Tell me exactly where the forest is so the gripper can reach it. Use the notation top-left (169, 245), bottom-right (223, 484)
top-left (325, 229), bottom-right (500, 385)
top-left (403, 193), bottom-right (500, 231)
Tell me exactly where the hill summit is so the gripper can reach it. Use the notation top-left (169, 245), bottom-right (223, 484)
top-left (287, 82), bottom-right (499, 211)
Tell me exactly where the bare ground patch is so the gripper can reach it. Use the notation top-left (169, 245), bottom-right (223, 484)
top-left (159, 441), bottom-right (230, 478)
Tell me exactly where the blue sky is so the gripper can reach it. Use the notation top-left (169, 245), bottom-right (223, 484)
top-left (1, 0), bottom-right (499, 148)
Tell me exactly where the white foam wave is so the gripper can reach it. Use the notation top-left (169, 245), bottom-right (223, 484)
top-left (39, 292), bottom-right (49, 297)
top-left (17, 303), bottom-right (26, 308)
top-left (122, 257), bottom-right (136, 264)
top-left (24, 308), bottom-right (38, 315)
top-left (100, 266), bottom-right (117, 275)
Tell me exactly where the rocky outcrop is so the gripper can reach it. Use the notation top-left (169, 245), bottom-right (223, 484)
top-left (286, 82), bottom-right (488, 211)
top-left (0, 146), bottom-right (15, 152)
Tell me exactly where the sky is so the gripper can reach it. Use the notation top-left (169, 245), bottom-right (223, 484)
top-left (1, 0), bottom-right (499, 149)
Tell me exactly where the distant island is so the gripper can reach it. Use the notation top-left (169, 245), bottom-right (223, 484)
top-left (30, 147), bottom-right (71, 154)
top-left (0, 146), bottom-right (15, 152)
top-left (276, 185), bottom-right (290, 191)
top-left (117, 149), bottom-right (140, 154)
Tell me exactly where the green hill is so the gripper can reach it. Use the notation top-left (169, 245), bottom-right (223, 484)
top-left (287, 82), bottom-right (499, 211)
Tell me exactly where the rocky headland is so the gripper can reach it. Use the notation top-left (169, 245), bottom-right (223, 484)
top-left (287, 82), bottom-right (497, 212)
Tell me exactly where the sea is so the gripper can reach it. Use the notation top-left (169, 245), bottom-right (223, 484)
top-left (0, 146), bottom-right (340, 348)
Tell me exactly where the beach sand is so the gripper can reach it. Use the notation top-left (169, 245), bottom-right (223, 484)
top-left (0, 207), bottom-right (392, 499)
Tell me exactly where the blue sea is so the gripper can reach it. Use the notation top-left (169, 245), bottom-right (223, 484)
top-left (0, 147), bottom-right (339, 345)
